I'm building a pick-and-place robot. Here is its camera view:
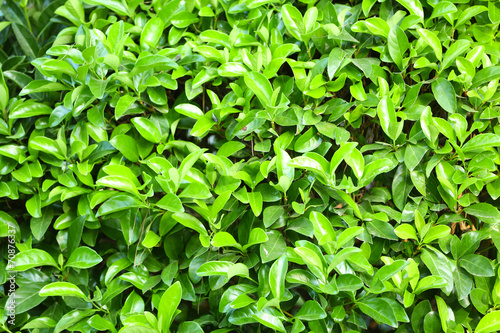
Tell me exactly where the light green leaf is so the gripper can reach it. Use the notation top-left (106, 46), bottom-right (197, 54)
top-left (464, 203), bottom-right (500, 223)
top-left (141, 231), bottom-right (161, 248)
top-left (281, 4), bottom-right (304, 41)
top-left (244, 72), bottom-right (273, 107)
top-left (394, 224), bottom-right (418, 241)
top-left (65, 247), bottom-right (103, 269)
top-left (197, 261), bottom-right (233, 276)
top-left (396, 0), bottom-right (424, 20)
top-left (212, 232), bottom-right (242, 250)
top-left (131, 117), bottom-right (162, 143)
top-left (96, 175), bottom-right (140, 196)
top-left (248, 191), bottom-right (263, 216)
top-left (172, 212), bottom-right (208, 236)
top-left (459, 254), bottom-right (495, 277)
top-left (269, 255), bottom-right (288, 301)
top-left (476, 311), bottom-right (500, 333)
top-left (388, 25), bottom-right (409, 71)
top-left (158, 281), bottom-right (182, 333)
top-left (140, 17), bottom-right (164, 50)
top-left (39, 282), bottom-right (86, 299)
top-left (422, 225), bottom-right (450, 244)
top-left (12, 249), bottom-right (59, 271)
top-left (431, 78), bottom-right (456, 113)
top-left (470, 66), bottom-right (500, 89)
top-left (417, 29), bottom-right (442, 61)
top-left (358, 298), bottom-right (398, 327)
top-left (295, 300), bottom-right (327, 321)
top-left (309, 211), bottom-right (336, 245)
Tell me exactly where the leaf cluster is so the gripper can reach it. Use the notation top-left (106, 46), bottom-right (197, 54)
top-left (1, 0), bottom-right (500, 332)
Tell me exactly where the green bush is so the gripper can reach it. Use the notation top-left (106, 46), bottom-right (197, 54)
top-left (2, 0), bottom-right (500, 332)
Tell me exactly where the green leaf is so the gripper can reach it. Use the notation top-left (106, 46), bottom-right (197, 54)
top-left (461, 134), bottom-right (500, 152)
top-left (388, 25), bottom-right (409, 71)
top-left (281, 4), bottom-right (304, 41)
top-left (65, 246), bottom-right (103, 269)
top-left (110, 134), bottom-right (139, 162)
top-left (337, 226), bottom-right (363, 250)
top-left (248, 191), bottom-right (263, 216)
top-left (377, 96), bottom-right (399, 141)
top-left (82, 0), bottom-right (128, 16)
top-left (269, 255), bottom-right (288, 301)
top-left (89, 77), bottom-right (108, 99)
top-left (392, 165), bottom-right (413, 211)
top-left (131, 55), bottom-right (178, 76)
top-left (330, 142), bottom-right (357, 177)
top-left (396, 0), bottom-right (424, 20)
top-left (174, 103), bottom-right (203, 120)
top-left (441, 40), bottom-right (470, 71)
top-left (251, 313), bottom-right (286, 333)
top-left (423, 311), bottom-right (441, 333)
top-left (11, 23), bottom-right (39, 60)
top-left (131, 117), bottom-right (162, 143)
top-left (244, 72), bottom-right (273, 107)
top-left (218, 62), bottom-right (248, 77)
top-left (191, 115), bottom-right (216, 137)
top-left (458, 254), bottom-right (495, 277)
top-left (10, 100), bottom-right (52, 119)
top-left (471, 66), bottom-right (500, 89)
top-left (430, 1), bottom-right (457, 20)
top-left (260, 230), bottom-right (287, 263)
top-left (431, 77), bottom-right (456, 113)
top-left (421, 248), bottom-right (453, 295)
top-left (295, 300), bottom-right (327, 321)
top-left (417, 29), bottom-right (442, 61)
top-left (365, 17), bottom-right (390, 38)
top-left (358, 298), bottom-right (398, 327)
top-left (6, 283), bottom-right (47, 315)
top-left (374, 260), bottom-right (409, 283)
top-left (171, 11), bottom-right (199, 28)
top-left (67, 215), bottom-right (86, 256)
top-left (489, 1), bottom-right (500, 24)
top-left (172, 212), bottom-right (208, 236)
top-left (309, 211), bottom-right (336, 245)
top-left (289, 155), bottom-right (328, 183)
top-left (464, 203), bottom-right (500, 223)
top-left (115, 95), bottom-right (138, 120)
top-left (414, 275), bottom-right (447, 295)
top-left (404, 143), bottom-right (427, 171)
top-left (96, 175), bottom-right (140, 196)
top-left (476, 311), bottom-right (500, 333)
top-left (394, 224), bottom-right (418, 240)
top-left (244, 228), bottom-right (269, 250)
top-left (156, 193), bottom-right (184, 213)
top-left (30, 136), bottom-right (65, 160)
top-left (197, 261), bottom-right (233, 276)
top-left (212, 232), bottom-right (242, 250)
top-left (54, 309), bottom-right (96, 333)
top-left (422, 225), bottom-right (450, 244)
top-left (96, 194), bottom-right (142, 216)
top-left (12, 249), bottom-right (59, 271)
top-left (327, 48), bottom-right (347, 80)
top-left (362, 0), bottom-right (377, 16)
top-left (328, 247), bottom-right (362, 273)
top-left (39, 282), bottom-right (86, 299)
top-left (456, 6), bottom-right (488, 27)
top-left (20, 80), bottom-right (70, 95)
top-left (141, 231), bottom-right (161, 248)
top-left (140, 17), bottom-right (164, 50)
top-left (158, 281), bottom-right (182, 333)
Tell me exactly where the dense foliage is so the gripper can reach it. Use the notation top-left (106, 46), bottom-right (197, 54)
top-left (2, 0), bottom-right (500, 332)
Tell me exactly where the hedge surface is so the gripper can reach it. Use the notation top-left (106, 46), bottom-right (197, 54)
top-left (1, 0), bottom-right (500, 332)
